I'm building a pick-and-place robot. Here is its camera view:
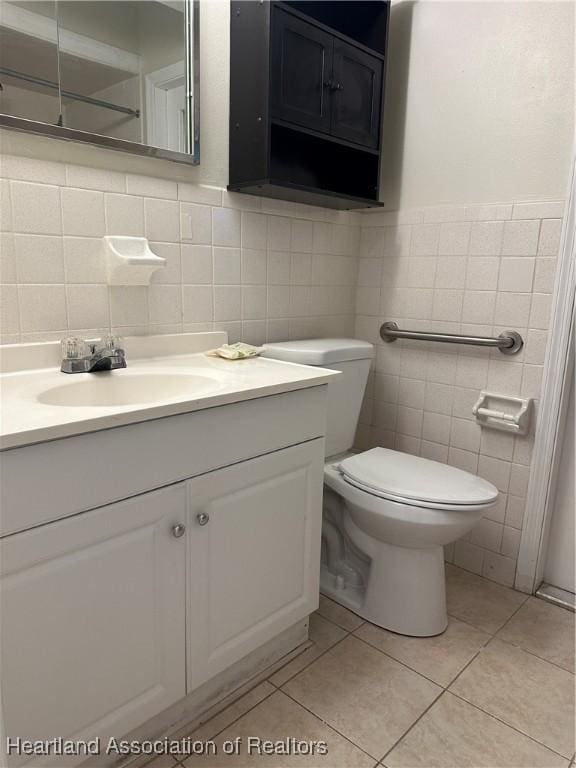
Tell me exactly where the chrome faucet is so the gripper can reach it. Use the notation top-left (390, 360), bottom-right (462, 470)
top-left (60, 335), bottom-right (127, 374)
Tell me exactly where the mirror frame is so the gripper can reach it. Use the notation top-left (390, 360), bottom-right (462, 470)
top-left (0, 0), bottom-right (200, 166)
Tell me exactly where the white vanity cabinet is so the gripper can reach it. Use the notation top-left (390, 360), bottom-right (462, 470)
top-left (186, 440), bottom-right (324, 689)
top-left (0, 484), bottom-right (187, 760)
top-left (0, 387), bottom-right (327, 766)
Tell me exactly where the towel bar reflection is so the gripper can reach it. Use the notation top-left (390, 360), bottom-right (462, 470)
top-left (380, 322), bottom-right (523, 355)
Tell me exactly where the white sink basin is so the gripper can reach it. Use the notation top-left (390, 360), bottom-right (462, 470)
top-left (37, 372), bottom-right (221, 407)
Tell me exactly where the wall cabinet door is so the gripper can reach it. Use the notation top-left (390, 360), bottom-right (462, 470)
top-left (330, 40), bottom-right (383, 148)
top-left (186, 439), bottom-right (324, 690)
top-left (0, 485), bottom-right (186, 766)
top-left (271, 8), bottom-right (333, 133)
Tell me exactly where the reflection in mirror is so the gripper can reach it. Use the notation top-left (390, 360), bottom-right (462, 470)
top-left (57, 1), bottom-right (187, 152)
top-left (0, 1), bottom-right (61, 125)
top-left (0, 0), bottom-right (196, 160)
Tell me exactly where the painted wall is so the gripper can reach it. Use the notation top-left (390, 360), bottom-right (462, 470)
top-left (380, 0), bottom-right (575, 209)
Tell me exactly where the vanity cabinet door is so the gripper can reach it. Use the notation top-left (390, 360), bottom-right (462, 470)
top-left (186, 439), bottom-right (324, 690)
top-left (0, 484), bottom-right (186, 765)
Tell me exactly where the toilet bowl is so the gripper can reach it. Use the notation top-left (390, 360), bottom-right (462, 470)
top-left (323, 448), bottom-right (497, 635)
top-left (262, 338), bottom-right (498, 637)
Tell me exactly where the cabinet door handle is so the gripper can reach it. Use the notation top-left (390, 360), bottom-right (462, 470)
top-left (172, 523), bottom-right (186, 538)
top-left (196, 512), bottom-right (210, 526)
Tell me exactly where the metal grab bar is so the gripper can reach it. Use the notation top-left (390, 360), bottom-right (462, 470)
top-left (380, 321), bottom-right (523, 355)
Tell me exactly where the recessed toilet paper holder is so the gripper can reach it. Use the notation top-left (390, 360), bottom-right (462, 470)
top-left (472, 391), bottom-right (532, 434)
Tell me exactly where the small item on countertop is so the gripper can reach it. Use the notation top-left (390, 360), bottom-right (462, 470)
top-left (207, 342), bottom-right (264, 360)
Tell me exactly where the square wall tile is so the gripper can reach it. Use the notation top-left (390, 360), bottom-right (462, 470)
top-left (149, 242), bottom-right (181, 285)
top-left (241, 212), bottom-right (267, 250)
top-left (213, 247), bottom-right (241, 284)
top-left (63, 237), bottom-right (107, 283)
top-left (181, 245), bottom-right (213, 284)
top-left (498, 258), bottom-right (535, 292)
top-left (438, 222), bottom-right (471, 255)
top-left (0, 234), bottom-right (16, 283)
top-left (14, 235), bottom-right (64, 283)
top-left (105, 194), bottom-right (144, 236)
top-left (181, 203), bottom-right (212, 244)
top-left (66, 165), bottom-right (124, 193)
top-left (109, 286), bottom-right (148, 327)
top-left (213, 207), bottom-right (241, 247)
top-left (465, 257), bottom-right (499, 291)
top-left (529, 293), bottom-right (553, 329)
top-left (468, 222), bottom-right (503, 256)
top-left (241, 249), bottom-right (267, 284)
top-left (537, 219), bottom-right (563, 256)
top-left (11, 181), bottom-right (61, 235)
top-left (144, 198), bottom-right (179, 242)
top-left (501, 220), bottom-right (540, 256)
top-left (214, 286), bottom-right (241, 321)
top-left (148, 285), bottom-right (182, 325)
top-left (61, 188), bottom-right (105, 237)
top-left (18, 285), bottom-right (67, 332)
top-left (267, 216), bottom-right (291, 251)
top-left (66, 285), bottom-right (110, 330)
top-left (0, 284), bottom-right (19, 334)
top-left (291, 219), bottom-right (314, 253)
top-left (267, 251), bottom-right (291, 285)
top-left (182, 285), bottom-right (213, 323)
top-left (493, 293), bottom-right (531, 326)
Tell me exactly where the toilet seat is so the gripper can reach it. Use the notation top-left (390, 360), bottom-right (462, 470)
top-left (337, 447), bottom-right (498, 511)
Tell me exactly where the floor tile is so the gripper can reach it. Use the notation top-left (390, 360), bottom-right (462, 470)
top-left (282, 635), bottom-right (441, 759)
top-left (317, 594), bottom-right (365, 632)
top-left (446, 564), bottom-right (527, 634)
top-left (497, 597), bottom-right (575, 672)
top-left (450, 639), bottom-right (575, 758)
top-left (183, 690), bottom-right (375, 767)
top-left (355, 617), bottom-right (490, 687)
top-left (270, 613), bottom-right (347, 687)
top-left (385, 692), bottom-right (568, 767)
top-left (187, 682), bottom-right (276, 742)
top-left (143, 756), bottom-right (178, 768)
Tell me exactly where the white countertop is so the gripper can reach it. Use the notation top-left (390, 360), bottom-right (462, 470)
top-left (0, 333), bottom-right (338, 450)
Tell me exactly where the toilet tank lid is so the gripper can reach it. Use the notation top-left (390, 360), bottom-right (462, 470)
top-left (262, 338), bottom-right (374, 366)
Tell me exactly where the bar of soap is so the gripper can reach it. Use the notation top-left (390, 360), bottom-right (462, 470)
top-left (207, 342), bottom-right (264, 360)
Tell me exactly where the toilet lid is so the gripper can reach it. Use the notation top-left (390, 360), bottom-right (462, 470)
top-left (339, 448), bottom-right (498, 506)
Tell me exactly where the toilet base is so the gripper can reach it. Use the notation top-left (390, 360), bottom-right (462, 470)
top-left (320, 540), bottom-right (448, 637)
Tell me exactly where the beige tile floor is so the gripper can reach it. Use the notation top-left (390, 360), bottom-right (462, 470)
top-left (149, 565), bottom-right (575, 768)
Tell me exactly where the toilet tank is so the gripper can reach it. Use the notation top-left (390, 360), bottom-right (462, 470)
top-left (262, 339), bottom-right (374, 457)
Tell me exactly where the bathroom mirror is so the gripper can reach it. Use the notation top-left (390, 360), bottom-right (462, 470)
top-left (0, 0), bottom-right (199, 164)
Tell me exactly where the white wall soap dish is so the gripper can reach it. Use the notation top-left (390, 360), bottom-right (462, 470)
top-left (473, 391), bottom-right (532, 434)
top-left (103, 236), bottom-right (166, 285)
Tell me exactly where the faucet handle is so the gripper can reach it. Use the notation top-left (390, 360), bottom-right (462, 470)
top-left (61, 336), bottom-right (89, 360)
top-left (97, 333), bottom-right (124, 353)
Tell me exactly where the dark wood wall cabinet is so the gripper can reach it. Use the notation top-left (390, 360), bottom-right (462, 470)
top-left (229, 0), bottom-right (390, 210)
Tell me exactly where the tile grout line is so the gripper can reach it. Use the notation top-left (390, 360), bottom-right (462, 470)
top-left (447, 689), bottom-right (573, 762)
top-left (377, 687), bottom-right (447, 765)
top-left (278, 684), bottom-right (380, 764)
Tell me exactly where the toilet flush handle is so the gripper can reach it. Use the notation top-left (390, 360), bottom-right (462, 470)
top-left (197, 512), bottom-right (210, 526)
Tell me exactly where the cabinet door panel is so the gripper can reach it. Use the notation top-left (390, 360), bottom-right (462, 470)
top-left (271, 8), bottom-right (333, 133)
top-left (187, 440), bottom-right (324, 690)
top-left (331, 40), bottom-right (383, 148)
top-left (0, 485), bottom-right (186, 766)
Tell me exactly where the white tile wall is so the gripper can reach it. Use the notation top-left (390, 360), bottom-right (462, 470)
top-left (0, 152), bottom-right (566, 592)
top-left (355, 198), bottom-right (565, 587)
top-left (0, 156), bottom-right (360, 345)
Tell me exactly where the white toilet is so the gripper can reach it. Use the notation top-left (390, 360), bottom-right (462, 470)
top-left (263, 338), bottom-right (499, 637)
